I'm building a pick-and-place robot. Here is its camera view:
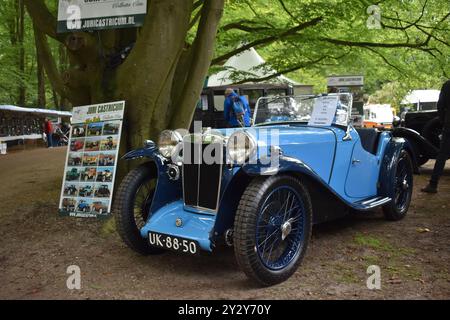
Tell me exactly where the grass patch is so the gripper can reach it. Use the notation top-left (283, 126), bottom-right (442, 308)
top-left (337, 269), bottom-right (360, 284)
top-left (100, 218), bottom-right (116, 236)
top-left (332, 262), bottom-right (361, 284)
top-left (386, 264), bottom-right (422, 279)
top-left (361, 255), bottom-right (380, 265)
top-left (353, 234), bottom-right (422, 280)
top-left (436, 269), bottom-right (450, 281)
top-left (353, 233), bottom-right (416, 256)
top-left (354, 234), bottom-right (394, 251)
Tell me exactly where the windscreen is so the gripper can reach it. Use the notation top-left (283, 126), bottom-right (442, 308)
top-left (253, 93), bottom-right (353, 126)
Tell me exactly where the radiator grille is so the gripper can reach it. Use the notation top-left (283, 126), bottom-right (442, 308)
top-left (182, 141), bottom-right (223, 212)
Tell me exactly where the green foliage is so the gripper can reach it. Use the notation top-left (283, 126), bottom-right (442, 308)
top-left (1, 0), bottom-right (449, 108)
top-left (215, 0), bottom-right (449, 100)
top-left (0, 0), bottom-right (58, 107)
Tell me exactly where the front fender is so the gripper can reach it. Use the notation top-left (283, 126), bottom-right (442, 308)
top-left (378, 137), bottom-right (405, 197)
top-left (122, 141), bottom-right (167, 165)
top-left (213, 157), bottom-right (320, 236)
top-left (392, 127), bottom-right (438, 158)
top-left (121, 142), bottom-right (182, 215)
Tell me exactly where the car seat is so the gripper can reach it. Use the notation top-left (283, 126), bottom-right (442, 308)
top-left (355, 128), bottom-right (381, 155)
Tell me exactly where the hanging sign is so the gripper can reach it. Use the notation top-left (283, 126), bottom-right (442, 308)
top-left (327, 75), bottom-right (364, 87)
top-left (327, 75), bottom-right (365, 126)
top-left (59, 101), bottom-right (125, 218)
top-left (57, 0), bottom-right (147, 33)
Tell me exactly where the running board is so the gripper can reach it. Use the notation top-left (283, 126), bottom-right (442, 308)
top-left (353, 196), bottom-right (391, 211)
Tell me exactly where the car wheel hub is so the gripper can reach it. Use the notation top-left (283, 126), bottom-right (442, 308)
top-left (281, 221), bottom-right (292, 241)
top-left (402, 179), bottom-right (409, 190)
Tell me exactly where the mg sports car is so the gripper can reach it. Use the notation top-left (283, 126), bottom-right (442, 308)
top-left (113, 93), bottom-right (414, 286)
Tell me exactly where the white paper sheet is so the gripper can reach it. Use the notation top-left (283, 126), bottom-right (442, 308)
top-left (308, 96), bottom-right (339, 126)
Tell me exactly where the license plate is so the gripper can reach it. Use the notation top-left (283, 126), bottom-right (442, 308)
top-left (148, 232), bottom-right (198, 255)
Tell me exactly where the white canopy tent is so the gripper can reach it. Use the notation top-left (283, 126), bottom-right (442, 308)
top-left (207, 47), bottom-right (299, 87)
top-left (401, 90), bottom-right (440, 104)
top-left (401, 89), bottom-right (440, 111)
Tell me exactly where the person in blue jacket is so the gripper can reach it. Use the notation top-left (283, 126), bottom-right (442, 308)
top-left (224, 88), bottom-right (252, 127)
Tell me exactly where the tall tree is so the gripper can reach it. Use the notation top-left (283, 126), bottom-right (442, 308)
top-left (33, 23), bottom-right (46, 107)
top-left (17, 0), bottom-right (26, 106)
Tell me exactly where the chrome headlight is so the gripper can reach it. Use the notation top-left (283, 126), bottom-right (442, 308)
top-left (227, 131), bottom-right (256, 164)
top-left (158, 130), bottom-right (182, 158)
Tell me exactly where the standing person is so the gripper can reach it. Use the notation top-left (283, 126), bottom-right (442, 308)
top-left (224, 88), bottom-right (252, 128)
top-left (421, 79), bottom-right (450, 193)
top-left (44, 118), bottom-right (54, 148)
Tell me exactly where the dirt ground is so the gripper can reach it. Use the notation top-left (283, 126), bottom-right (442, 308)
top-left (0, 147), bottom-right (449, 300)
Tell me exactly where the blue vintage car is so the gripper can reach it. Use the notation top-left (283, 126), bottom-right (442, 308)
top-left (113, 94), bottom-right (414, 286)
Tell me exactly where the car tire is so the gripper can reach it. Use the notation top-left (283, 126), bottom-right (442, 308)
top-left (382, 150), bottom-right (414, 221)
top-left (422, 117), bottom-right (442, 149)
top-left (112, 163), bottom-right (163, 255)
top-left (234, 175), bottom-right (312, 286)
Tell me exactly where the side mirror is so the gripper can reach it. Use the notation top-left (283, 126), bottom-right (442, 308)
top-left (392, 116), bottom-right (401, 127)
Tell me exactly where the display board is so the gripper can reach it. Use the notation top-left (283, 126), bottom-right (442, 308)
top-left (59, 101), bottom-right (125, 218)
top-left (57, 0), bottom-right (147, 33)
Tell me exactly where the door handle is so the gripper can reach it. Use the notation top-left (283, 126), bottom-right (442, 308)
top-left (352, 159), bottom-right (361, 164)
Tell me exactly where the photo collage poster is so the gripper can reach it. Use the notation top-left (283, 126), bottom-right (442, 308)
top-left (59, 101), bottom-right (125, 218)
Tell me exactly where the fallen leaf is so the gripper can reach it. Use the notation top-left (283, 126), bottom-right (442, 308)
top-left (416, 227), bottom-right (431, 233)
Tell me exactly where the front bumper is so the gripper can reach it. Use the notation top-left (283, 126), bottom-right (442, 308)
top-left (140, 200), bottom-right (216, 252)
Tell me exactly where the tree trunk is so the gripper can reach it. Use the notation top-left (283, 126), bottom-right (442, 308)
top-left (34, 23), bottom-right (46, 107)
top-left (116, 0), bottom-right (194, 150)
top-left (17, 0), bottom-right (26, 106)
top-left (36, 57), bottom-right (46, 107)
top-left (52, 90), bottom-right (59, 109)
top-left (170, 0), bottom-right (224, 129)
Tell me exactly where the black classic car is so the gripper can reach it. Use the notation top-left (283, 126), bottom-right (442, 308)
top-left (63, 185), bottom-right (78, 196)
top-left (392, 110), bottom-right (442, 166)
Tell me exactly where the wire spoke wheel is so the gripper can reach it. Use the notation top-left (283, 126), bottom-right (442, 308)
top-left (256, 186), bottom-right (305, 270)
top-left (234, 175), bottom-right (312, 286)
top-left (383, 150), bottom-right (413, 221)
top-left (133, 180), bottom-right (155, 229)
top-left (113, 163), bottom-right (164, 255)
